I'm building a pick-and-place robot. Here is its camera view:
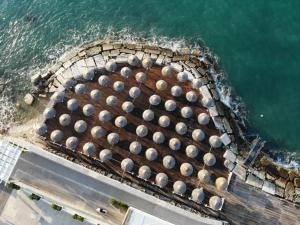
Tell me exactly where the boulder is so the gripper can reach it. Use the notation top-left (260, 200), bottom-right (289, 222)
top-left (275, 177), bottom-right (287, 189)
top-left (278, 167), bottom-right (289, 179)
top-left (24, 93), bottom-right (34, 105)
top-left (275, 186), bottom-right (284, 198)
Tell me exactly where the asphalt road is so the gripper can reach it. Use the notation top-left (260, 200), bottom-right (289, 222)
top-left (9, 149), bottom-right (222, 225)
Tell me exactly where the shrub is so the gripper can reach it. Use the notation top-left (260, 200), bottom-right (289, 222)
top-left (72, 214), bottom-right (84, 222)
top-left (110, 198), bottom-right (129, 212)
top-left (51, 204), bottom-right (62, 211)
top-left (6, 182), bottom-right (20, 190)
top-left (29, 193), bottom-right (41, 201)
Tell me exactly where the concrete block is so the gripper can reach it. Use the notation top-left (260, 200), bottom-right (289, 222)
top-left (85, 57), bottom-right (96, 69)
top-left (102, 44), bottom-right (114, 51)
top-left (93, 54), bottom-right (105, 69)
top-left (86, 46), bottom-right (102, 56)
top-left (221, 133), bottom-right (232, 146)
top-left (196, 66), bottom-right (206, 76)
top-left (233, 164), bottom-right (247, 181)
top-left (224, 159), bottom-right (235, 171)
top-left (155, 55), bottom-right (164, 66)
top-left (24, 93), bottom-right (34, 105)
top-left (222, 118), bottom-right (233, 134)
top-left (223, 149), bottom-right (236, 162)
top-left (135, 51), bottom-right (144, 60)
top-left (170, 63), bottom-right (183, 72)
top-left (262, 181), bottom-right (276, 195)
top-left (211, 116), bottom-right (225, 132)
top-left (209, 107), bottom-right (219, 117)
top-left (246, 174), bottom-right (263, 189)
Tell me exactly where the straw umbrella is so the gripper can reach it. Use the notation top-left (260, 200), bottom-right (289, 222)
top-left (74, 120), bottom-right (87, 133)
top-left (186, 91), bottom-right (198, 103)
top-left (129, 87), bottom-right (141, 99)
top-left (185, 145), bottom-right (199, 158)
top-left (65, 136), bottom-right (79, 151)
top-left (122, 101), bottom-right (134, 113)
top-left (155, 173), bottom-right (168, 188)
top-left (142, 57), bottom-right (153, 69)
top-left (198, 113), bottom-right (210, 125)
top-left (35, 123), bottom-right (47, 136)
top-left (169, 138), bottom-right (181, 151)
top-left (209, 135), bottom-right (222, 148)
top-left (129, 141), bottom-right (142, 155)
top-left (153, 132), bottom-right (165, 144)
top-left (149, 95), bottom-right (161, 105)
top-left (215, 177), bottom-right (228, 191)
top-left (113, 81), bottom-right (125, 92)
top-left (43, 107), bottom-right (56, 119)
top-left (209, 196), bottom-right (222, 210)
top-left (181, 106), bottom-right (193, 118)
top-left (175, 122), bottom-right (187, 135)
top-left (83, 104), bottom-right (95, 117)
top-left (121, 158), bottom-right (134, 172)
top-left (165, 100), bottom-right (176, 111)
top-left (161, 65), bottom-right (173, 76)
top-left (106, 95), bottom-right (118, 107)
top-left (98, 75), bottom-right (110, 87)
top-left (163, 155), bottom-right (175, 169)
top-left (197, 169), bottom-right (211, 183)
top-left (128, 55), bottom-right (139, 67)
top-left (120, 67), bottom-right (132, 78)
top-left (135, 72), bottom-right (147, 83)
top-left (180, 163), bottom-right (193, 176)
top-left (74, 83), bottom-right (86, 95)
top-left (90, 89), bottom-right (102, 102)
top-left (203, 153), bottom-right (216, 167)
top-left (136, 125), bottom-right (148, 137)
top-left (171, 85), bottom-right (182, 97)
top-left (173, 181), bottom-right (186, 195)
top-left (158, 115), bottom-right (170, 128)
top-left (50, 130), bottom-right (64, 143)
top-left (83, 142), bottom-right (96, 156)
top-left (105, 60), bottom-right (117, 72)
top-left (138, 165), bottom-right (151, 180)
top-left (114, 116), bottom-right (127, 128)
top-left (145, 148), bottom-right (158, 161)
top-left (107, 133), bottom-right (119, 145)
top-left (99, 149), bottom-right (112, 162)
top-left (91, 126), bottom-right (106, 139)
top-left (191, 188), bottom-right (205, 203)
top-left (59, 114), bottom-right (71, 127)
top-left (156, 80), bottom-right (168, 91)
top-left (67, 98), bottom-right (79, 112)
top-left (177, 71), bottom-right (188, 82)
top-left (192, 129), bottom-right (205, 142)
top-left (99, 110), bottom-right (112, 122)
top-left (142, 109), bottom-right (154, 121)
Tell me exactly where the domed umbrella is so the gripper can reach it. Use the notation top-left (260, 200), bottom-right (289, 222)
top-left (50, 91), bottom-right (65, 103)
top-left (43, 107), bottom-right (56, 119)
top-left (74, 83), bottom-right (86, 95)
top-left (181, 106), bottom-right (193, 118)
top-left (177, 71), bottom-right (188, 82)
top-left (50, 130), bottom-right (64, 143)
top-left (65, 136), bottom-right (79, 151)
top-left (121, 158), bottom-right (134, 172)
top-left (173, 181), bottom-right (186, 195)
top-left (153, 132), bottom-right (165, 144)
top-left (209, 135), bottom-right (222, 148)
top-left (186, 91), bottom-right (198, 103)
top-left (35, 123), bottom-right (47, 136)
top-left (203, 153), bottom-right (216, 167)
top-left (165, 100), bottom-right (176, 111)
top-left (129, 87), bottom-right (141, 99)
top-left (90, 89), bottom-right (102, 102)
top-left (83, 69), bottom-right (94, 80)
top-left (98, 75), bottom-right (110, 87)
top-left (158, 115), bottom-right (170, 128)
top-left (113, 81), bottom-right (125, 92)
top-left (192, 79), bottom-right (202, 88)
top-left (74, 120), bottom-right (87, 133)
top-left (138, 165), bottom-right (151, 180)
top-left (161, 65), bottom-right (173, 76)
top-left (67, 98), bottom-right (79, 112)
top-left (59, 114), bottom-right (71, 127)
top-left (209, 196), bottom-right (222, 210)
top-left (107, 133), bottom-right (119, 145)
top-left (163, 155), bottom-right (175, 169)
top-left (135, 72), bottom-right (147, 83)
top-left (99, 149), bottom-right (112, 162)
top-left (156, 80), bottom-right (168, 91)
top-left (169, 138), bottom-right (181, 151)
top-left (197, 169), bottom-right (211, 183)
top-left (192, 129), bottom-right (205, 142)
top-left (185, 145), bottom-right (199, 158)
top-left (98, 110), bottom-right (112, 122)
top-left (128, 55), bottom-right (139, 67)
top-left (191, 188), bottom-right (205, 203)
top-left (149, 94), bottom-right (161, 106)
top-left (175, 122), bottom-right (187, 135)
top-left (180, 163), bottom-right (193, 177)
top-left (136, 125), bottom-right (148, 137)
top-left (142, 109), bottom-right (154, 122)
top-left (215, 177), bottom-right (228, 191)
top-left (114, 116), bottom-right (127, 128)
top-left (122, 101), bottom-right (134, 113)
top-left (171, 85), bottom-right (183, 97)
top-left (106, 95), bottom-right (118, 107)
top-left (91, 126), bottom-right (106, 139)
top-left (155, 173), bottom-right (168, 188)
top-left (105, 60), bottom-right (117, 72)
top-left (142, 57), bottom-right (153, 69)
top-left (83, 142), bottom-right (96, 156)
top-left (129, 141), bottom-right (142, 155)
top-left (198, 113), bottom-right (210, 125)
top-left (120, 67), bottom-right (132, 78)
top-left (145, 148), bottom-right (158, 161)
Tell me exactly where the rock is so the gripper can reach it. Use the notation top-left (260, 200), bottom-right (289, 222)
top-left (246, 174), bottom-right (263, 189)
top-left (285, 182), bottom-right (295, 201)
top-left (288, 170), bottom-right (297, 181)
top-left (275, 177), bottom-right (287, 189)
top-left (24, 93), bottom-right (34, 105)
top-left (262, 181), bottom-right (276, 195)
top-left (278, 167), bottom-right (289, 179)
top-left (31, 73), bottom-right (41, 85)
top-left (266, 173), bottom-right (277, 181)
top-left (294, 178), bottom-right (300, 188)
top-left (275, 186), bottom-right (284, 198)
top-left (295, 188), bottom-right (300, 195)
top-left (295, 196), bottom-right (300, 203)
top-left (265, 164), bottom-right (280, 178)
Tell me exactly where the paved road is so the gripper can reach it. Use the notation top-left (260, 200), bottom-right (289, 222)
top-left (7, 137), bottom-right (223, 225)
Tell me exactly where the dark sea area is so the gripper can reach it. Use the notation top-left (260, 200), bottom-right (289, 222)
top-left (0, 0), bottom-right (299, 165)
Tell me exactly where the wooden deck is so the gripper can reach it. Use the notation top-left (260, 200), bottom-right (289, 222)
top-left (221, 175), bottom-right (300, 225)
top-left (43, 65), bottom-right (229, 209)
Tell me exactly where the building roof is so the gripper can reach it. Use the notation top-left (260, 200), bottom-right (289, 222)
top-left (122, 207), bottom-right (174, 225)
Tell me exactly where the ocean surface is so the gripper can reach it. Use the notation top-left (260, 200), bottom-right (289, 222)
top-left (0, 0), bottom-right (299, 163)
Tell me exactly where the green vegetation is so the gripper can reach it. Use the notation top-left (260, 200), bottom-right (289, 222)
top-left (51, 204), bottom-right (62, 211)
top-left (6, 182), bottom-right (20, 190)
top-left (72, 214), bottom-right (84, 222)
top-left (29, 193), bottom-right (41, 201)
top-left (110, 198), bottom-right (129, 212)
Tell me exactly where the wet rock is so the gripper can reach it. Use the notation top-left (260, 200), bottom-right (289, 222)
top-left (265, 164), bottom-right (280, 178)
top-left (288, 171), bottom-right (297, 181)
top-left (266, 173), bottom-right (277, 181)
top-left (24, 93), bottom-right (34, 105)
top-left (285, 182), bottom-right (295, 201)
top-left (278, 167), bottom-right (289, 179)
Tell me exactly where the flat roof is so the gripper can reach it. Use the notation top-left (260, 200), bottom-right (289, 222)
top-left (123, 207), bottom-right (174, 225)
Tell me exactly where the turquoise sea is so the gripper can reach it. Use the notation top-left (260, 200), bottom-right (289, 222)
top-left (0, 0), bottom-right (299, 163)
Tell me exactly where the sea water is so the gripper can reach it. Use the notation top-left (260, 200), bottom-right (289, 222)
top-left (0, 0), bottom-right (299, 164)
